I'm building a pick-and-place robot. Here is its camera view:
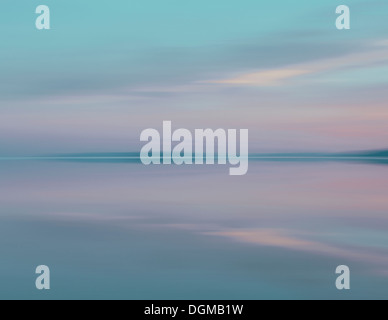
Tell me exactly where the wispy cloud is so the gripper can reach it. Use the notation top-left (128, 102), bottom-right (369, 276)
top-left (206, 69), bottom-right (311, 86)
top-left (205, 40), bottom-right (388, 87)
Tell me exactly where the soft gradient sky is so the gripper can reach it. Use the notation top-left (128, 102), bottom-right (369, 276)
top-left (1, 0), bottom-right (388, 155)
top-left (1, 1), bottom-right (388, 300)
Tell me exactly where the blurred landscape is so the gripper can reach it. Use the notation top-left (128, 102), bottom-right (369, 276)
top-left (1, 0), bottom-right (388, 299)
top-left (1, 156), bottom-right (388, 299)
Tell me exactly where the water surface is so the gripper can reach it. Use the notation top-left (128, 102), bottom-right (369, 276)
top-left (0, 160), bottom-right (387, 299)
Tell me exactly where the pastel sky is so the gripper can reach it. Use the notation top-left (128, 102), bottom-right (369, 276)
top-left (1, 0), bottom-right (388, 155)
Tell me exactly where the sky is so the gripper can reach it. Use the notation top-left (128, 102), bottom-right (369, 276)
top-left (1, 1), bottom-right (388, 300)
top-left (1, 0), bottom-right (388, 155)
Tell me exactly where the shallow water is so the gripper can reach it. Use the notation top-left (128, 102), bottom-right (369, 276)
top-left (0, 160), bottom-right (387, 299)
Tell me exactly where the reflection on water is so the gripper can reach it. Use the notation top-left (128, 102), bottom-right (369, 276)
top-left (0, 159), bottom-right (387, 299)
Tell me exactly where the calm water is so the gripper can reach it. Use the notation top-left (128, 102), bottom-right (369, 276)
top-left (0, 160), bottom-right (387, 299)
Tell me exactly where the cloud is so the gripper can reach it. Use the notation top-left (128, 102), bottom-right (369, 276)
top-left (205, 39), bottom-right (388, 87)
top-left (206, 69), bottom-right (311, 86)
top-left (0, 35), bottom-right (366, 102)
